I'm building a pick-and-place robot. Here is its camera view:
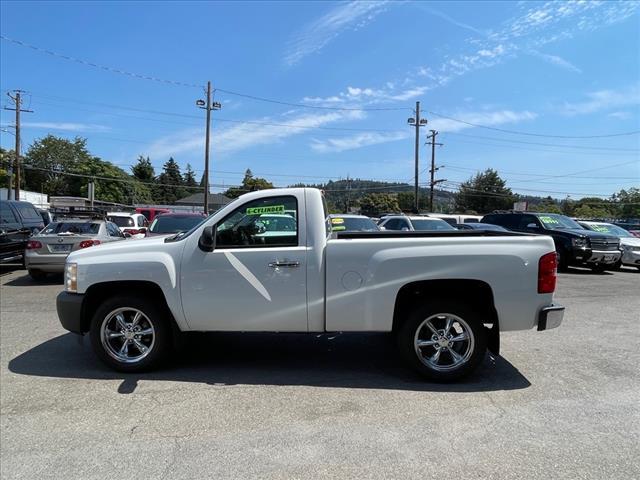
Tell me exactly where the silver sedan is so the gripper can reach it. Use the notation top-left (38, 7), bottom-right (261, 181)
top-left (25, 219), bottom-right (127, 280)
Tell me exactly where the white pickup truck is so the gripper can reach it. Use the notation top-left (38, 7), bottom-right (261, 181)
top-left (57, 188), bottom-right (564, 381)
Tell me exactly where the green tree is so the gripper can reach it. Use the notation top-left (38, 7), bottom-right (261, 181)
top-left (455, 169), bottom-right (513, 214)
top-left (397, 191), bottom-right (428, 212)
top-left (23, 135), bottom-right (93, 195)
top-left (612, 187), bottom-right (640, 218)
top-left (0, 148), bottom-right (14, 188)
top-left (225, 169), bottom-right (274, 199)
top-left (131, 156), bottom-right (155, 182)
top-left (359, 193), bottom-right (400, 215)
top-left (183, 163), bottom-right (199, 194)
top-left (156, 158), bottom-right (187, 203)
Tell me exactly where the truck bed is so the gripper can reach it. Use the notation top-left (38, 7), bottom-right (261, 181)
top-left (335, 230), bottom-right (529, 239)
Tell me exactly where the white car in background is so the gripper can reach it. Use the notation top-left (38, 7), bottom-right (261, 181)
top-left (578, 221), bottom-right (640, 270)
top-left (378, 215), bottom-right (457, 232)
top-left (428, 213), bottom-right (482, 226)
top-left (106, 212), bottom-right (149, 239)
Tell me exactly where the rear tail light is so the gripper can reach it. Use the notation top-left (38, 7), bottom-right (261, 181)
top-left (538, 252), bottom-right (557, 294)
top-left (26, 240), bottom-right (42, 249)
top-left (79, 240), bottom-right (101, 249)
top-left (124, 229), bottom-right (140, 235)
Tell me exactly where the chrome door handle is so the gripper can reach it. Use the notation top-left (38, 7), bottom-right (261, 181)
top-left (268, 261), bottom-right (300, 268)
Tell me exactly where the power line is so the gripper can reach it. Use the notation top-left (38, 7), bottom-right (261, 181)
top-left (214, 88), bottom-right (409, 112)
top-left (440, 131), bottom-right (640, 152)
top-left (442, 164), bottom-right (639, 180)
top-left (0, 35), bottom-right (202, 88)
top-left (429, 111), bottom-right (640, 139)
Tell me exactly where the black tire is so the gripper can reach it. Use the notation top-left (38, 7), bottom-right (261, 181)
top-left (89, 294), bottom-right (172, 372)
top-left (557, 250), bottom-right (569, 272)
top-left (591, 264), bottom-right (607, 273)
top-left (28, 269), bottom-right (48, 281)
top-left (396, 301), bottom-right (487, 382)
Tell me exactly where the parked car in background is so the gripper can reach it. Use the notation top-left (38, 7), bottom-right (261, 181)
top-left (613, 222), bottom-right (640, 238)
top-left (146, 212), bottom-right (206, 237)
top-left (0, 200), bottom-right (45, 265)
top-left (106, 212), bottom-right (148, 239)
top-left (378, 215), bottom-right (457, 232)
top-left (455, 223), bottom-right (508, 232)
top-left (429, 214), bottom-right (482, 226)
top-left (25, 218), bottom-right (126, 280)
top-left (329, 214), bottom-right (379, 232)
top-left (136, 207), bottom-right (171, 222)
top-left (38, 209), bottom-right (55, 227)
top-left (481, 212), bottom-right (621, 272)
top-left (578, 221), bottom-right (640, 270)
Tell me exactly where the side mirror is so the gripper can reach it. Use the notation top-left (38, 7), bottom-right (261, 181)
top-left (198, 225), bottom-right (216, 252)
top-left (123, 232), bottom-right (132, 238)
top-left (526, 223), bottom-right (539, 229)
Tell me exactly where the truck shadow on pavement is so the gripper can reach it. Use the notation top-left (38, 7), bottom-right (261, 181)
top-left (9, 332), bottom-right (531, 393)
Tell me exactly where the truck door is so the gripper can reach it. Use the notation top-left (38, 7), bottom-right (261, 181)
top-left (180, 194), bottom-right (308, 331)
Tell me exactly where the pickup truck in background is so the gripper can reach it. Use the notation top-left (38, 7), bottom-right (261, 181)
top-left (56, 188), bottom-right (564, 382)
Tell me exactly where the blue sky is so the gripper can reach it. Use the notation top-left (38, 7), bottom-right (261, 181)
top-left (1, 0), bottom-right (639, 199)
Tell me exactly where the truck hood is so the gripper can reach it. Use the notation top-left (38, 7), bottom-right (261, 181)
top-left (67, 236), bottom-right (168, 262)
top-left (561, 228), bottom-right (617, 240)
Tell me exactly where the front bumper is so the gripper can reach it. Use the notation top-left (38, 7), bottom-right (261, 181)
top-left (585, 250), bottom-right (621, 265)
top-left (537, 304), bottom-right (565, 331)
top-left (56, 291), bottom-right (85, 334)
top-left (622, 249), bottom-right (640, 266)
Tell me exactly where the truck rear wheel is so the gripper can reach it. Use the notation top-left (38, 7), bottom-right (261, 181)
top-left (89, 295), bottom-right (171, 372)
top-left (396, 301), bottom-right (487, 382)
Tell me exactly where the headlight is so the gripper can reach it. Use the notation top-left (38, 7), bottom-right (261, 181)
top-left (571, 238), bottom-right (588, 248)
top-left (65, 263), bottom-right (78, 293)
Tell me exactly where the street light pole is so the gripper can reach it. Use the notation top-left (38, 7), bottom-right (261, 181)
top-left (196, 81), bottom-right (221, 214)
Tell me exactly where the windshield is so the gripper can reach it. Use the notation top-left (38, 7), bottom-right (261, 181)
top-left (331, 217), bottom-right (379, 232)
top-left (42, 222), bottom-right (101, 235)
top-left (411, 218), bottom-right (457, 231)
top-left (107, 215), bottom-right (134, 227)
top-left (584, 223), bottom-right (633, 237)
top-left (537, 214), bottom-right (582, 230)
top-left (150, 215), bottom-right (204, 234)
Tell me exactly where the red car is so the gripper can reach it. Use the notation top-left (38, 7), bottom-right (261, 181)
top-left (146, 212), bottom-right (206, 237)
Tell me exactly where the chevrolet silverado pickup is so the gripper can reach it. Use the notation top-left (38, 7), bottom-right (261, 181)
top-left (56, 188), bottom-right (564, 381)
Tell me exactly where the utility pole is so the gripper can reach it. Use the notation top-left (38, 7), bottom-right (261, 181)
top-left (407, 101), bottom-right (427, 213)
top-left (196, 81), bottom-right (221, 214)
top-left (4, 90), bottom-right (33, 201)
top-left (425, 130), bottom-right (444, 211)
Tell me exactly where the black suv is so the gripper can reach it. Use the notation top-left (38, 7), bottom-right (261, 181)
top-left (481, 212), bottom-right (621, 272)
top-left (0, 200), bottom-right (45, 264)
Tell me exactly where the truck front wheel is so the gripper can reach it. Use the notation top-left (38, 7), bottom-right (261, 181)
top-left (89, 295), bottom-right (171, 372)
top-left (396, 302), bottom-right (487, 382)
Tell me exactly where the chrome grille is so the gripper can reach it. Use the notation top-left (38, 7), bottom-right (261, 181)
top-left (590, 238), bottom-right (619, 251)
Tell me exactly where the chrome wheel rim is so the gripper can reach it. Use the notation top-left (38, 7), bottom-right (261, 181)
top-left (100, 307), bottom-right (155, 363)
top-left (414, 313), bottom-right (475, 372)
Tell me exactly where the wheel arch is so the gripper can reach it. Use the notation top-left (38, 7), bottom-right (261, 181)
top-left (81, 281), bottom-right (177, 334)
top-left (392, 279), bottom-right (500, 355)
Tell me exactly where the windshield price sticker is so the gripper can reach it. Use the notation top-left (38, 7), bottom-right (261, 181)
top-left (331, 218), bottom-right (345, 225)
top-left (592, 225), bottom-right (609, 233)
top-left (539, 216), bottom-right (559, 224)
top-left (332, 226), bottom-right (346, 231)
top-left (246, 205), bottom-right (285, 215)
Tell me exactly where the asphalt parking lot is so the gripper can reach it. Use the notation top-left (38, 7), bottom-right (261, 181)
top-left (1, 265), bottom-right (639, 480)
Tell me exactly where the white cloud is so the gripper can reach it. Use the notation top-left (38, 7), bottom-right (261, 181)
top-left (530, 50), bottom-right (582, 73)
top-left (428, 110), bottom-right (538, 133)
top-left (284, 1), bottom-right (389, 66)
top-left (145, 110), bottom-right (366, 158)
top-left (22, 122), bottom-right (111, 132)
top-left (310, 131), bottom-right (409, 153)
top-left (312, 109), bottom-right (537, 153)
top-left (560, 86), bottom-right (640, 116)
top-left (607, 111), bottom-right (632, 120)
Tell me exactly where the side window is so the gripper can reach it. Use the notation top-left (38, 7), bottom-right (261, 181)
top-left (1, 203), bottom-right (18, 224)
top-left (16, 204), bottom-right (41, 221)
top-left (137, 216), bottom-right (144, 227)
top-left (107, 223), bottom-right (121, 237)
top-left (383, 218), bottom-right (402, 230)
top-left (518, 215), bottom-right (540, 230)
top-left (140, 210), bottom-right (151, 220)
top-left (216, 196), bottom-right (298, 248)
